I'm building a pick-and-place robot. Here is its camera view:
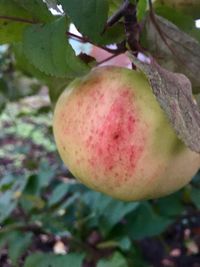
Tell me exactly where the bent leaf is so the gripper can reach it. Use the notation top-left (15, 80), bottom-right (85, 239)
top-left (128, 53), bottom-right (200, 153)
top-left (145, 14), bottom-right (200, 93)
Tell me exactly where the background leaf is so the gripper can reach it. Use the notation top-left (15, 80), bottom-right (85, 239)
top-left (8, 231), bottom-right (33, 265)
top-left (191, 187), bottom-right (200, 209)
top-left (0, 0), bottom-right (53, 44)
top-left (0, 174), bottom-right (27, 223)
top-left (24, 252), bottom-right (85, 267)
top-left (125, 202), bottom-right (172, 240)
top-left (97, 252), bottom-right (128, 267)
top-left (82, 192), bottom-right (139, 234)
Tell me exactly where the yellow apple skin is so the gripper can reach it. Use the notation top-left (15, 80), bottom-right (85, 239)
top-left (53, 66), bottom-right (200, 201)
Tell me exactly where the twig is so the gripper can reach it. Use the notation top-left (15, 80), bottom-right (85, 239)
top-left (0, 15), bottom-right (38, 24)
top-left (96, 53), bottom-right (123, 66)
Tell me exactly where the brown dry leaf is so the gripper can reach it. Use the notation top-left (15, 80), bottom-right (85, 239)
top-left (145, 14), bottom-right (200, 93)
top-left (128, 53), bottom-right (200, 153)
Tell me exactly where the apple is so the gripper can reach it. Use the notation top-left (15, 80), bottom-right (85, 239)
top-left (53, 66), bottom-right (200, 201)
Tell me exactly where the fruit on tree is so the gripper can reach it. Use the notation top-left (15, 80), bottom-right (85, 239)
top-left (53, 66), bottom-right (200, 201)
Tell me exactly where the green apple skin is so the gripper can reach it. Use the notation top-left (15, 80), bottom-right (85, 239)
top-left (53, 66), bottom-right (200, 201)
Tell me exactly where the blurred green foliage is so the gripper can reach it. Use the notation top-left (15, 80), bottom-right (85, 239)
top-left (0, 98), bottom-right (200, 266)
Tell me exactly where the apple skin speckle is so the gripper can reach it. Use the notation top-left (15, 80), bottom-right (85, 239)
top-left (84, 89), bottom-right (145, 184)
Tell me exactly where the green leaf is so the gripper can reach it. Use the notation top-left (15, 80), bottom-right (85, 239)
top-left (0, 78), bottom-right (8, 111)
top-left (13, 0), bottom-right (53, 23)
top-left (192, 171), bottom-right (200, 186)
top-left (23, 17), bottom-right (89, 77)
top-left (83, 192), bottom-right (139, 234)
top-left (126, 202), bottom-right (172, 240)
top-left (22, 174), bottom-right (40, 196)
top-left (108, 0), bottom-right (121, 16)
top-left (0, 232), bottom-right (11, 250)
top-left (156, 192), bottom-right (184, 217)
top-left (59, 193), bottom-right (80, 210)
top-left (24, 252), bottom-right (85, 267)
top-left (101, 199), bottom-right (139, 234)
top-left (0, 0), bottom-right (31, 44)
top-left (191, 187), bottom-right (200, 209)
top-left (97, 236), bottom-right (131, 251)
top-left (97, 252), bottom-right (128, 267)
top-left (0, 174), bottom-right (27, 223)
top-left (20, 174), bottom-right (45, 211)
top-left (117, 236), bottom-right (131, 251)
top-left (60, 0), bottom-right (109, 42)
top-left (37, 160), bottom-right (56, 188)
top-left (154, 4), bottom-right (195, 33)
top-left (137, 0), bottom-right (147, 22)
top-left (0, 0), bottom-right (53, 44)
top-left (8, 231), bottom-right (32, 265)
top-left (48, 183), bottom-right (70, 206)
